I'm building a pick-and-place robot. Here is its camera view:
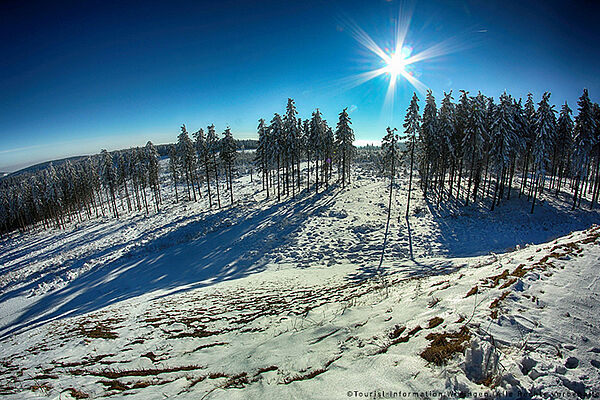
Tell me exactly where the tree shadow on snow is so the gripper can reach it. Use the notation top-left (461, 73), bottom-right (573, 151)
top-left (422, 189), bottom-right (600, 257)
top-left (1, 189), bottom-right (339, 338)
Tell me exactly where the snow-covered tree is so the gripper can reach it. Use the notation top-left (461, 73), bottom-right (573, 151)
top-left (530, 92), bottom-right (557, 213)
top-left (146, 141), bottom-right (161, 212)
top-left (402, 93), bottom-right (420, 217)
top-left (335, 107), bottom-right (356, 188)
top-left (220, 127), bottom-right (237, 206)
top-left (419, 90), bottom-right (438, 196)
top-left (572, 89), bottom-right (597, 208)
top-left (177, 125), bottom-right (198, 202)
top-left (168, 145), bottom-right (180, 203)
top-left (553, 102), bottom-right (574, 194)
top-left (100, 149), bottom-right (119, 218)
top-left (206, 124), bottom-right (221, 208)
top-left (489, 92), bottom-right (518, 209)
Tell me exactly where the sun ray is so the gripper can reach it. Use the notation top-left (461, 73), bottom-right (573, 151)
top-left (334, 7), bottom-right (478, 118)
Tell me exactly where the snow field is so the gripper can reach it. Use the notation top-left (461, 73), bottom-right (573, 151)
top-left (0, 162), bottom-right (599, 398)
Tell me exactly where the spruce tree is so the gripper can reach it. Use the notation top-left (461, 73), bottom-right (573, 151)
top-left (335, 107), bottom-right (356, 188)
top-left (402, 93), bottom-right (420, 217)
top-left (220, 127), bottom-right (237, 206)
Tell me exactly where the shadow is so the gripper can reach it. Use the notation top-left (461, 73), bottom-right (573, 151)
top-left (423, 189), bottom-right (600, 257)
top-left (406, 216), bottom-right (414, 260)
top-left (1, 189), bottom-right (339, 338)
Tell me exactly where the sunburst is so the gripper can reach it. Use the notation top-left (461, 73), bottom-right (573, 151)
top-left (338, 6), bottom-right (476, 114)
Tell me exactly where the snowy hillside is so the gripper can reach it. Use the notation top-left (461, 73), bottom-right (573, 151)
top-left (1, 165), bottom-right (599, 399)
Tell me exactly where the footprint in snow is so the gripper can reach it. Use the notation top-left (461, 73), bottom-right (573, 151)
top-left (591, 360), bottom-right (600, 369)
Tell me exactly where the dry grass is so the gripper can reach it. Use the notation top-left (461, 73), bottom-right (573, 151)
top-left (465, 286), bottom-right (478, 298)
top-left (169, 328), bottom-right (221, 339)
top-left (511, 264), bottom-right (528, 277)
top-left (256, 365), bottom-right (278, 374)
top-left (420, 326), bottom-right (471, 366)
top-left (99, 380), bottom-right (128, 391)
top-left (486, 270), bottom-right (509, 288)
top-left (66, 387), bottom-right (89, 398)
top-left (281, 368), bottom-right (326, 384)
top-left (427, 317), bottom-right (444, 329)
top-left (388, 325), bottom-right (406, 340)
top-left (499, 278), bottom-right (517, 289)
top-left (73, 365), bottom-right (203, 379)
top-left (79, 323), bottom-right (117, 339)
top-left (192, 342), bottom-right (228, 352)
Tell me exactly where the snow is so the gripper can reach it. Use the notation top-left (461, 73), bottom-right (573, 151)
top-left (1, 162), bottom-right (600, 399)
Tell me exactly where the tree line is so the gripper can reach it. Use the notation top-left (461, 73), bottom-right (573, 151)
top-left (383, 88), bottom-right (600, 216)
top-left (0, 98), bottom-right (356, 236)
top-left (254, 98), bottom-right (356, 201)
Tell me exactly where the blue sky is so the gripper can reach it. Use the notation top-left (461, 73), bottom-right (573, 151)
top-left (1, 0), bottom-right (599, 171)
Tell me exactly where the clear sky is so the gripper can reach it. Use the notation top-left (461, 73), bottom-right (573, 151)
top-left (1, 0), bottom-right (599, 172)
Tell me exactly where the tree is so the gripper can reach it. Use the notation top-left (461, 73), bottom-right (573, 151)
top-left (283, 98), bottom-right (300, 197)
top-left (489, 92), bottom-right (517, 210)
top-left (419, 90), bottom-right (437, 196)
top-left (530, 92), bottom-right (557, 213)
top-left (220, 127), bottom-right (237, 206)
top-left (380, 127), bottom-right (399, 269)
top-left (100, 149), bottom-right (119, 218)
top-left (403, 93), bottom-right (420, 217)
top-left (335, 107), bottom-right (356, 188)
top-left (254, 119), bottom-right (270, 197)
top-left (463, 92), bottom-right (487, 205)
top-left (269, 113), bottom-right (284, 201)
top-left (436, 91), bottom-right (456, 202)
top-left (168, 146), bottom-right (180, 203)
top-left (309, 110), bottom-right (325, 192)
top-left (572, 89), bottom-right (597, 209)
top-left (520, 93), bottom-right (537, 197)
top-left (146, 141), bottom-right (161, 212)
top-left (177, 125), bottom-right (198, 201)
top-left (553, 102), bottom-right (574, 195)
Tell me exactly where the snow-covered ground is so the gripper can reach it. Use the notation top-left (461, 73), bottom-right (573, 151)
top-left (1, 163), bottom-right (599, 399)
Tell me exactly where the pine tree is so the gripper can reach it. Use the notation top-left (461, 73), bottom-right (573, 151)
top-left (100, 149), bottom-right (119, 218)
top-left (335, 107), bottom-right (356, 188)
top-left (309, 110), bottom-right (325, 192)
top-left (220, 127), bottom-right (237, 206)
top-left (206, 124), bottom-right (221, 208)
top-left (177, 125), bottom-right (198, 201)
top-left (254, 119), bottom-right (269, 197)
top-left (572, 89), bottom-right (597, 209)
top-left (269, 113), bottom-right (284, 201)
top-left (489, 92), bottom-right (517, 210)
top-left (283, 98), bottom-right (300, 197)
top-left (168, 146), bottom-right (180, 203)
top-left (530, 92), bottom-right (557, 213)
top-left (402, 93), bottom-right (420, 217)
top-left (419, 90), bottom-right (437, 196)
top-left (195, 128), bottom-right (213, 207)
top-left (146, 141), bottom-right (161, 212)
top-left (520, 93), bottom-right (537, 197)
top-left (436, 91), bottom-right (456, 202)
top-left (380, 127), bottom-right (399, 268)
top-left (554, 102), bottom-right (574, 195)
top-left (463, 92), bottom-right (487, 205)
top-left (454, 90), bottom-right (470, 201)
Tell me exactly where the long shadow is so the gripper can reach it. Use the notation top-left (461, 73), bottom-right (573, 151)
top-left (1, 190), bottom-right (338, 338)
top-left (424, 190), bottom-right (600, 257)
top-left (0, 214), bottom-right (199, 298)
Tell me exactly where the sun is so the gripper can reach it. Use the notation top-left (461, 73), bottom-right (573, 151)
top-left (385, 53), bottom-right (406, 78)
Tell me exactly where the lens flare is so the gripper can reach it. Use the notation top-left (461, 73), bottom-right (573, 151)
top-left (335, 5), bottom-right (479, 117)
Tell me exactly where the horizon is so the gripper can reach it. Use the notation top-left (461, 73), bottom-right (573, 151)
top-left (2, 0), bottom-right (600, 172)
